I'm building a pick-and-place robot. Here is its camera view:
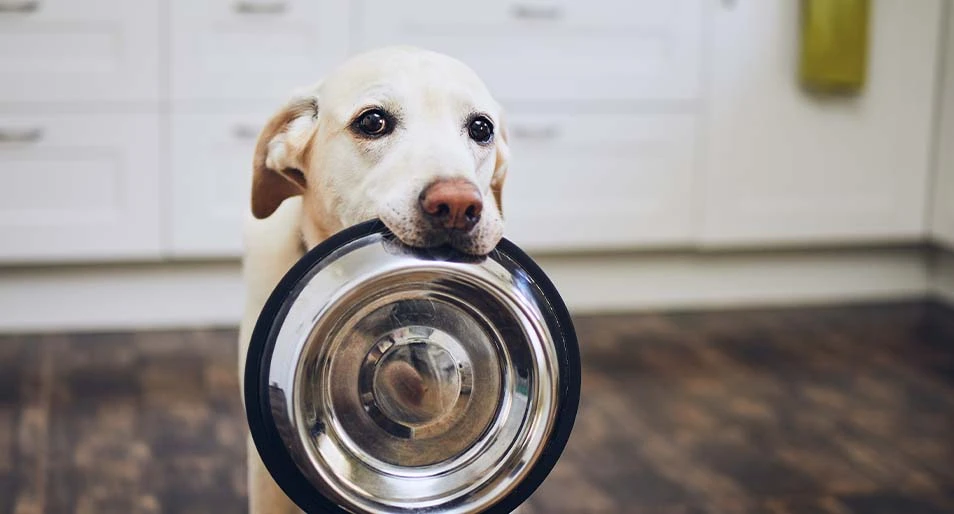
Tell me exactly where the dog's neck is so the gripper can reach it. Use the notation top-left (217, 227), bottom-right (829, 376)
top-left (297, 210), bottom-right (333, 253)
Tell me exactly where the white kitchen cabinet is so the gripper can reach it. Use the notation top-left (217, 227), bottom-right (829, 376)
top-left (502, 112), bottom-right (696, 250)
top-left (356, 0), bottom-right (704, 103)
top-left (0, 0), bottom-right (160, 103)
top-left (168, 110), bottom-right (272, 257)
top-left (170, 0), bottom-right (349, 102)
top-left (0, 113), bottom-right (161, 262)
top-left (931, 3), bottom-right (954, 250)
top-left (700, 0), bottom-right (942, 246)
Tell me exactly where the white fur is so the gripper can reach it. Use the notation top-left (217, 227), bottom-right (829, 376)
top-left (240, 47), bottom-right (510, 514)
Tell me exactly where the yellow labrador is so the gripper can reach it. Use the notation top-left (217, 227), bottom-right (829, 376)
top-left (238, 47), bottom-right (510, 514)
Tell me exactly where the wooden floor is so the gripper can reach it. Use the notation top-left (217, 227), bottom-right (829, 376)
top-left (1, 301), bottom-right (953, 514)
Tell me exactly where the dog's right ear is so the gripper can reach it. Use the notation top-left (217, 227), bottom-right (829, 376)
top-left (251, 88), bottom-right (321, 219)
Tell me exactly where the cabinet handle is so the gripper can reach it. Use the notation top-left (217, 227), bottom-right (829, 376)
top-left (0, 0), bottom-right (39, 13)
top-left (0, 127), bottom-right (43, 143)
top-left (511, 124), bottom-right (560, 141)
top-left (232, 124), bottom-right (260, 140)
top-left (233, 0), bottom-right (286, 14)
top-left (510, 3), bottom-right (563, 21)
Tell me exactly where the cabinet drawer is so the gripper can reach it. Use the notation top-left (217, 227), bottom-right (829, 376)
top-left (169, 110), bottom-right (271, 257)
top-left (170, 0), bottom-right (349, 101)
top-left (0, 113), bottom-right (161, 262)
top-left (0, 0), bottom-right (160, 102)
top-left (168, 110), bottom-right (697, 256)
top-left (501, 112), bottom-right (696, 250)
top-left (356, 0), bottom-right (703, 102)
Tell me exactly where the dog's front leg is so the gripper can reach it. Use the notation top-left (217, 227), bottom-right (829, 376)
top-left (247, 438), bottom-right (303, 514)
top-left (240, 199), bottom-right (308, 514)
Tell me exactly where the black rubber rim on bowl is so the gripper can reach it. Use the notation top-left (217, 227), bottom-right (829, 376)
top-left (244, 219), bottom-right (581, 514)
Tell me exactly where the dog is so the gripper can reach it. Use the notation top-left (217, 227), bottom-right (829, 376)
top-left (238, 46), bottom-right (510, 514)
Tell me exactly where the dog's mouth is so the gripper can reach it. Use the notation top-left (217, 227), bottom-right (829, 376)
top-left (395, 227), bottom-right (490, 256)
top-left (378, 213), bottom-right (502, 257)
top-left (382, 236), bottom-right (489, 265)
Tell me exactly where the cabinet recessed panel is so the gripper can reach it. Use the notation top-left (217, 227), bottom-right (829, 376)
top-left (356, 0), bottom-right (703, 102)
top-left (0, 0), bottom-right (159, 102)
top-left (171, 0), bottom-right (349, 101)
top-left (502, 112), bottom-right (696, 250)
top-left (0, 114), bottom-right (161, 262)
top-left (169, 111), bottom-right (271, 257)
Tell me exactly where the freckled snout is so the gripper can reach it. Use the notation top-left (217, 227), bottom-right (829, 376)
top-left (419, 179), bottom-right (483, 232)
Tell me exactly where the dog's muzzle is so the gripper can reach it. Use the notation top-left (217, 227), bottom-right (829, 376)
top-left (244, 219), bottom-right (580, 514)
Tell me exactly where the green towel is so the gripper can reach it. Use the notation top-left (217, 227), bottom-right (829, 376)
top-left (800, 0), bottom-right (870, 93)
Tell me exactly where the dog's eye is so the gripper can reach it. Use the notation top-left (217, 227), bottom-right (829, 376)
top-left (354, 109), bottom-right (392, 137)
top-left (468, 116), bottom-right (494, 144)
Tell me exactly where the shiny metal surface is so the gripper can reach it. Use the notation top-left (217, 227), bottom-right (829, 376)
top-left (360, 326), bottom-right (472, 439)
top-left (262, 233), bottom-right (563, 513)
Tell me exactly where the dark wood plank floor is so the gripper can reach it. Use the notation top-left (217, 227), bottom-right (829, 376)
top-left (1, 301), bottom-right (953, 514)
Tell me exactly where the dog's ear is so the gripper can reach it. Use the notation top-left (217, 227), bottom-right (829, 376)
top-left (251, 86), bottom-right (321, 219)
top-left (491, 111), bottom-right (509, 215)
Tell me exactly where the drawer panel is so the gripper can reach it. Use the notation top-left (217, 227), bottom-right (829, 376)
top-left (356, 0), bottom-right (704, 102)
top-left (168, 109), bottom-right (697, 255)
top-left (0, 0), bottom-right (160, 102)
top-left (501, 111), bottom-right (696, 250)
top-left (170, 0), bottom-right (349, 101)
top-left (169, 110), bottom-right (272, 257)
top-left (0, 113), bottom-right (161, 262)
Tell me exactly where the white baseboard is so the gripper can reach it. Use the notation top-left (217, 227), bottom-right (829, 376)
top-left (0, 247), bottom-right (935, 334)
top-left (0, 262), bottom-right (244, 333)
top-left (535, 247), bottom-right (930, 312)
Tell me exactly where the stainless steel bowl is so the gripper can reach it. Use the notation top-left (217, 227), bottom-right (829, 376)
top-left (245, 220), bottom-right (580, 514)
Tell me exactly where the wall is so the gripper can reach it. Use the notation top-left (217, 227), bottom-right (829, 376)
top-left (932, 1), bottom-right (954, 248)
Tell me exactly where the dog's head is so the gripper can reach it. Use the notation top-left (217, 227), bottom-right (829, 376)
top-left (250, 47), bottom-right (509, 255)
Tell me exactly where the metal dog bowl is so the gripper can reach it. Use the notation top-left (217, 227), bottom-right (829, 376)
top-left (245, 220), bottom-right (580, 514)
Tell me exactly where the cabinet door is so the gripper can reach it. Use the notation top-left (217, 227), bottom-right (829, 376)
top-left (701, 0), bottom-right (941, 245)
top-left (932, 4), bottom-right (954, 250)
top-left (169, 110), bottom-right (271, 257)
top-left (502, 112), bottom-right (696, 251)
top-left (0, 113), bottom-right (161, 262)
top-left (0, 0), bottom-right (160, 102)
top-left (170, 0), bottom-right (349, 101)
top-left (356, 0), bottom-right (703, 102)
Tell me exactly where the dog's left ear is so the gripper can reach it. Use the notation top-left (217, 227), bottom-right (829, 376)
top-left (250, 86), bottom-right (321, 219)
top-left (491, 111), bottom-right (510, 215)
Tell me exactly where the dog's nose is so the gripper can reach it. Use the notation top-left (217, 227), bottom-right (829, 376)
top-left (419, 179), bottom-right (483, 231)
